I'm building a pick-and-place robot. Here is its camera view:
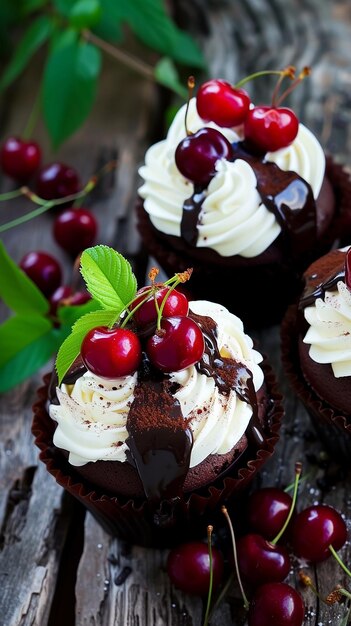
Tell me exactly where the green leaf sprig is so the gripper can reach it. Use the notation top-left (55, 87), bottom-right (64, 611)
top-left (55, 245), bottom-right (137, 383)
top-left (0, 241), bottom-right (101, 393)
top-left (0, 0), bottom-right (205, 148)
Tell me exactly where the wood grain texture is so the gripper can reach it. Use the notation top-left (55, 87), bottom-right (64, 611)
top-left (1, 1), bottom-right (351, 625)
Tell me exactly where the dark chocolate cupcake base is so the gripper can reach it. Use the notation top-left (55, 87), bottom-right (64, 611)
top-left (281, 304), bottom-right (351, 465)
top-left (32, 359), bottom-right (283, 548)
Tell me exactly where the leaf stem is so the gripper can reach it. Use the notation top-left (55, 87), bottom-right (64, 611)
top-left (82, 29), bottom-right (154, 80)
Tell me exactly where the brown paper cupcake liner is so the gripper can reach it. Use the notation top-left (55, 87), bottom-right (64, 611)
top-left (281, 304), bottom-right (351, 464)
top-left (32, 359), bottom-right (283, 547)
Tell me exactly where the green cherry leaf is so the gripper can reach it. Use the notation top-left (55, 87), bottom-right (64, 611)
top-left (0, 14), bottom-right (54, 91)
top-left (80, 245), bottom-right (137, 311)
top-left (69, 0), bottom-right (102, 28)
top-left (0, 241), bottom-right (49, 315)
top-left (0, 314), bottom-right (52, 368)
top-left (56, 297), bottom-right (102, 327)
top-left (55, 309), bottom-right (116, 383)
top-left (0, 323), bottom-right (65, 394)
top-left (154, 57), bottom-right (187, 99)
top-left (42, 37), bottom-right (101, 148)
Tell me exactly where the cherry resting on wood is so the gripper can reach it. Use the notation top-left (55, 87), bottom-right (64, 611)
top-left (35, 162), bottom-right (81, 200)
top-left (247, 487), bottom-right (293, 540)
top-left (53, 208), bottom-right (97, 256)
top-left (291, 504), bottom-right (347, 562)
top-left (0, 136), bottom-right (41, 181)
top-left (19, 251), bottom-right (62, 297)
top-left (236, 533), bottom-right (291, 587)
top-left (167, 541), bottom-right (224, 596)
top-left (248, 582), bottom-right (305, 626)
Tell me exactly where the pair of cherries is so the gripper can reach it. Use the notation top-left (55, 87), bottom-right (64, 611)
top-left (167, 484), bottom-right (348, 626)
top-left (81, 285), bottom-right (205, 378)
top-left (175, 77), bottom-right (299, 187)
top-left (1, 137), bottom-right (98, 257)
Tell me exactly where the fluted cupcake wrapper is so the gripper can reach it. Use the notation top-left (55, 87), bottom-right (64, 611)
top-left (281, 304), bottom-right (351, 465)
top-left (32, 359), bottom-right (283, 548)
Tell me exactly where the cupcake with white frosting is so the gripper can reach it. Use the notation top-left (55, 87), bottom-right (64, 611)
top-left (137, 90), bottom-right (351, 327)
top-left (32, 245), bottom-right (283, 546)
top-left (282, 246), bottom-right (351, 463)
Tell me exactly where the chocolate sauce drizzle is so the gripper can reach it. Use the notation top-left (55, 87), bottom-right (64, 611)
top-left (300, 267), bottom-right (345, 309)
top-left (180, 141), bottom-right (317, 257)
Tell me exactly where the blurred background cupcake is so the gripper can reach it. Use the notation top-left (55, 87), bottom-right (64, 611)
top-left (137, 73), bottom-right (351, 328)
top-left (281, 246), bottom-right (351, 464)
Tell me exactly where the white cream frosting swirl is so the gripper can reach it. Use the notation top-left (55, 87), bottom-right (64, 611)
top-left (303, 279), bottom-right (351, 378)
top-left (49, 300), bottom-right (264, 468)
top-left (138, 98), bottom-right (325, 257)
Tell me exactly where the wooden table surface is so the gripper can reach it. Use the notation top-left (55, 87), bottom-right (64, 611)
top-left (1, 1), bottom-right (351, 624)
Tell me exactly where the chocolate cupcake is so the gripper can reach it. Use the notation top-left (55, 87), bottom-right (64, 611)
top-left (281, 246), bottom-right (351, 464)
top-left (137, 88), bottom-right (351, 328)
top-left (32, 246), bottom-right (283, 546)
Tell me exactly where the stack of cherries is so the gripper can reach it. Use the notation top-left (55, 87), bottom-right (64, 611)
top-left (167, 465), bottom-right (349, 626)
top-left (0, 137), bottom-right (98, 316)
top-left (80, 275), bottom-right (205, 378)
top-left (175, 68), bottom-right (306, 187)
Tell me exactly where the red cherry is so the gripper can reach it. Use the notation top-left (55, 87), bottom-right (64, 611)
top-left (35, 162), bottom-right (81, 200)
top-left (81, 326), bottom-right (142, 378)
top-left (131, 287), bottom-right (188, 327)
top-left (247, 488), bottom-right (293, 540)
top-left (175, 127), bottom-right (233, 186)
top-left (146, 316), bottom-right (204, 373)
top-left (196, 79), bottom-right (251, 127)
top-left (291, 504), bottom-right (347, 563)
top-left (248, 582), bottom-right (305, 626)
top-left (345, 248), bottom-right (351, 291)
top-left (66, 291), bottom-right (91, 306)
top-left (237, 534), bottom-right (291, 587)
top-left (19, 251), bottom-right (62, 297)
top-left (167, 541), bottom-right (224, 596)
top-left (53, 207), bottom-right (98, 256)
top-left (49, 285), bottom-right (73, 315)
top-left (244, 106), bottom-right (299, 153)
top-left (0, 136), bottom-right (41, 181)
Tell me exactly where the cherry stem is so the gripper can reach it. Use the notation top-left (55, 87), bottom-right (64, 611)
top-left (329, 545), bottom-right (351, 579)
top-left (119, 286), bottom-right (155, 328)
top-left (0, 160), bottom-right (117, 234)
top-left (207, 573), bottom-right (235, 622)
top-left (156, 279), bottom-right (181, 330)
top-left (203, 525), bottom-right (214, 626)
top-left (272, 461), bottom-right (302, 545)
top-left (221, 506), bottom-right (250, 611)
top-left (299, 571), bottom-right (326, 603)
top-left (184, 76), bottom-right (195, 136)
top-left (275, 67), bottom-right (311, 108)
top-left (284, 470), bottom-right (311, 493)
top-left (234, 69), bottom-right (290, 89)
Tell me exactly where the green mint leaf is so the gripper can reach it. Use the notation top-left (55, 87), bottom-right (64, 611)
top-left (0, 325), bottom-right (65, 394)
top-left (42, 37), bottom-right (101, 148)
top-left (0, 241), bottom-right (49, 315)
top-left (0, 15), bottom-right (54, 91)
top-left (69, 0), bottom-right (102, 28)
top-left (80, 245), bottom-right (137, 311)
top-left (154, 58), bottom-right (187, 99)
top-left (55, 309), bottom-right (116, 383)
top-left (56, 297), bottom-right (102, 327)
top-left (0, 314), bottom-right (52, 368)
top-left (118, 0), bottom-right (205, 68)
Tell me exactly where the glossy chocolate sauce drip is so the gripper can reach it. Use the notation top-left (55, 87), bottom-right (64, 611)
top-left (190, 311), bottom-right (265, 447)
top-left (180, 142), bottom-right (317, 256)
top-left (180, 185), bottom-right (206, 246)
top-left (300, 268), bottom-right (345, 309)
top-left (126, 359), bottom-right (193, 509)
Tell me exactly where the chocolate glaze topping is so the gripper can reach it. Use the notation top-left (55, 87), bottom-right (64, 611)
top-left (180, 141), bottom-right (317, 257)
top-left (300, 268), bottom-right (345, 308)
